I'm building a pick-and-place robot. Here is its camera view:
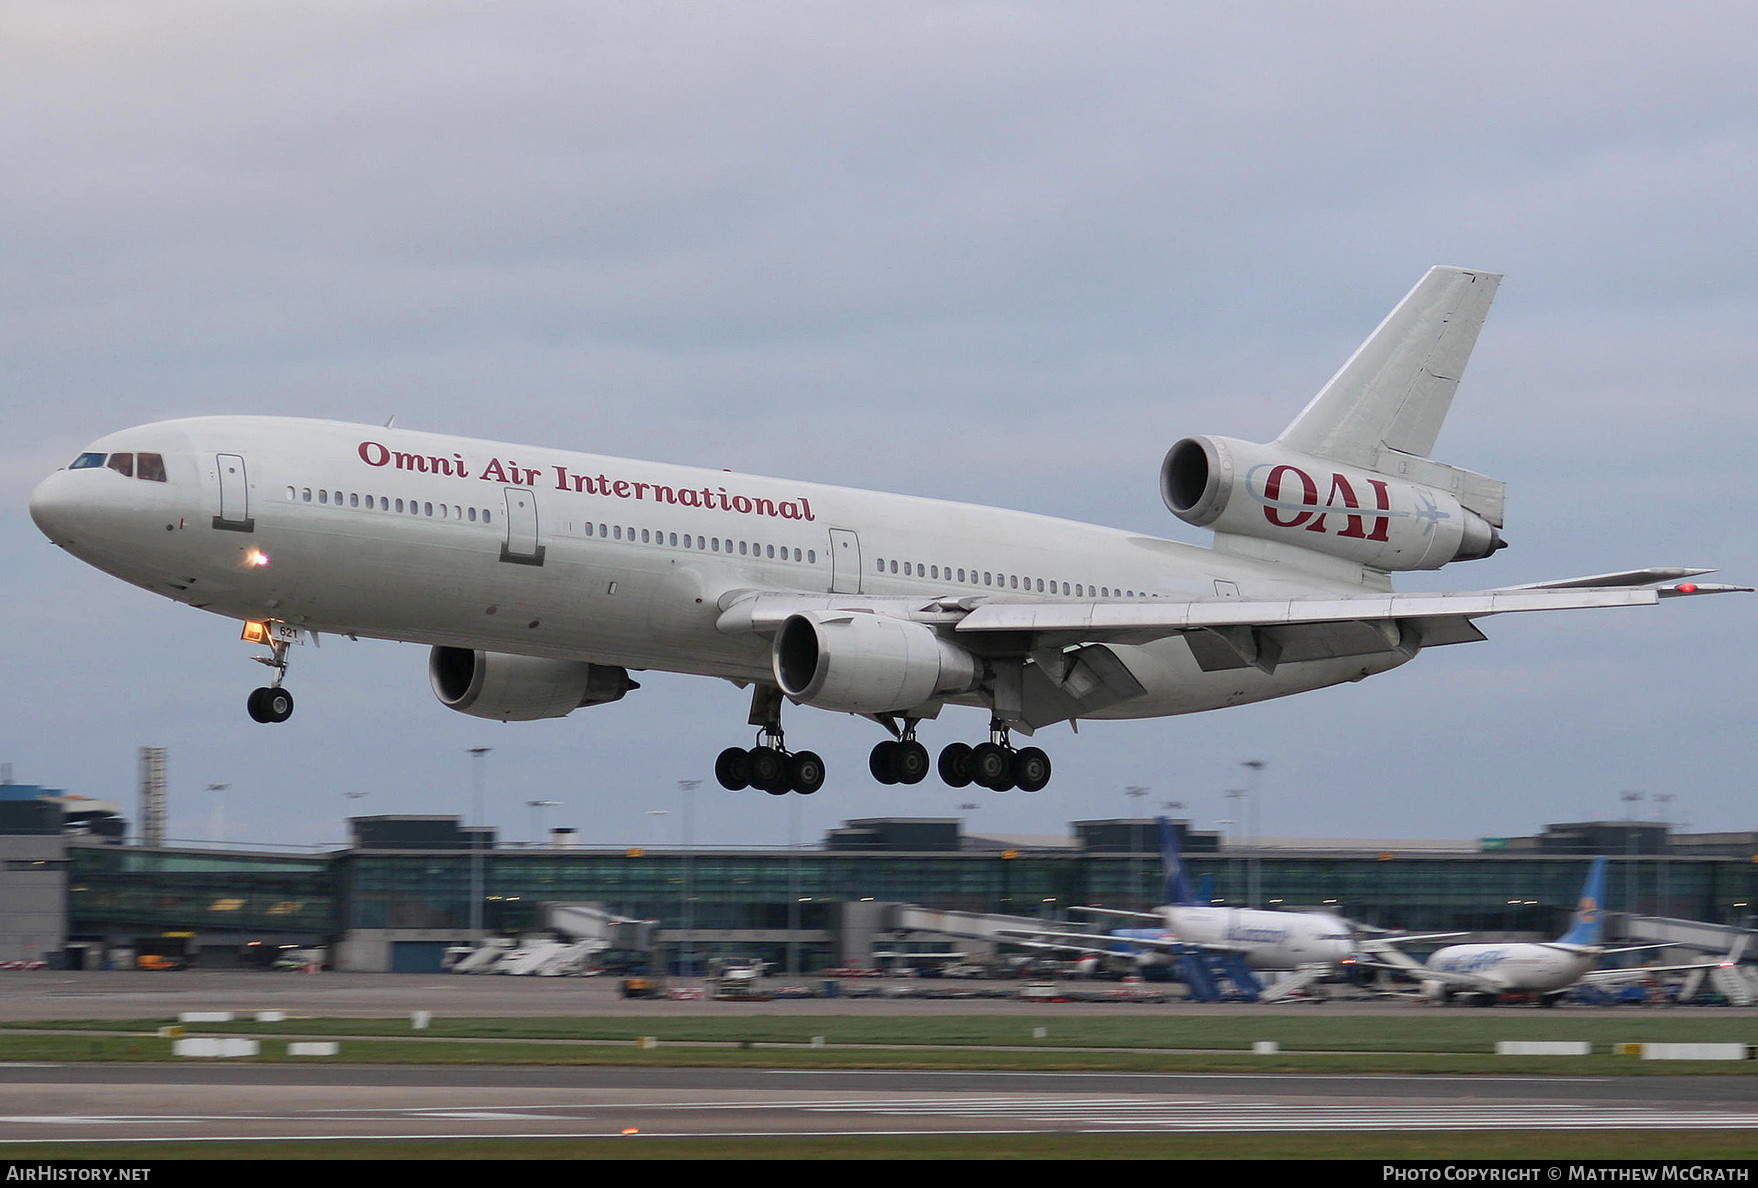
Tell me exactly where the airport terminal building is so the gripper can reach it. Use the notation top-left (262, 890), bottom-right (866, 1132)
top-left (3, 779), bottom-right (1755, 974)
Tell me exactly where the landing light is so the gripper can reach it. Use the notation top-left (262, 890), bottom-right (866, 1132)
top-left (244, 548), bottom-right (270, 568)
top-left (242, 620), bottom-right (270, 644)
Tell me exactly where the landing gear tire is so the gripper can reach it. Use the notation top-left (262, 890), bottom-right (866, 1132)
top-left (247, 686), bottom-right (293, 724)
top-left (787, 751), bottom-right (825, 795)
top-left (937, 742), bottom-right (975, 788)
top-left (893, 740), bottom-right (930, 785)
top-left (1012, 747), bottom-right (1051, 793)
top-left (714, 747), bottom-right (751, 791)
top-left (972, 742), bottom-right (1014, 791)
top-left (869, 740), bottom-right (900, 785)
top-left (870, 739), bottom-right (929, 785)
top-left (748, 745), bottom-right (790, 794)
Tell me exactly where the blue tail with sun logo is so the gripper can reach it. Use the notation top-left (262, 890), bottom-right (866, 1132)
top-left (1556, 856), bottom-right (1608, 947)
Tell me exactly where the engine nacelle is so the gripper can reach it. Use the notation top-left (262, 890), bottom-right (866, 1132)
top-left (1161, 435), bottom-right (1505, 571)
top-left (773, 611), bottom-right (980, 715)
top-left (429, 647), bottom-right (638, 721)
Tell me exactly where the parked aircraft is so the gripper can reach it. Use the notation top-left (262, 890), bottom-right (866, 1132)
top-left (1366, 856), bottom-right (1727, 1006)
top-left (1003, 819), bottom-right (1359, 988)
top-left (28, 267), bottom-right (1746, 793)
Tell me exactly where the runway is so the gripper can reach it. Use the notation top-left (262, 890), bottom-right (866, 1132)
top-left (1, 970), bottom-right (1755, 1146)
top-left (2, 1064), bottom-right (1757, 1144)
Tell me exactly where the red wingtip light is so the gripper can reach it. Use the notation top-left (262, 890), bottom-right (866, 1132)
top-left (1675, 583), bottom-right (1699, 594)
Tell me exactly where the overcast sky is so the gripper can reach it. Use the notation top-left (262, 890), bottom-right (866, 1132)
top-left (3, 2), bottom-right (1753, 854)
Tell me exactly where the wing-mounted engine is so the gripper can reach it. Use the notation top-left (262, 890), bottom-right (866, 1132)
top-left (1161, 435), bottom-right (1505, 572)
top-left (773, 611), bottom-right (980, 715)
top-left (429, 646), bottom-right (638, 721)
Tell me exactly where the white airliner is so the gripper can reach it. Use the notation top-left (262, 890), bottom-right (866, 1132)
top-left (28, 267), bottom-right (1746, 794)
top-left (1001, 819), bottom-right (1363, 997)
top-left (1365, 856), bottom-right (1726, 1006)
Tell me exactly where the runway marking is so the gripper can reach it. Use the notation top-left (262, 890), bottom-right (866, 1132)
top-left (6, 1096), bottom-right (1758, 1136)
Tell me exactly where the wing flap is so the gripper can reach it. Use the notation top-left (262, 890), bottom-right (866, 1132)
top-left (955, 586), bottom-right (1661, 651)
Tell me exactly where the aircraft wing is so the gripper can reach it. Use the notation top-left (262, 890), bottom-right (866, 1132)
top-left (952, 577), bottom-right (1749, 658)
top-left (997, 926), bottom-right (1252, 957)
top-left (1353, 932), bottom-right (1469, 951)
top-left (1579, 960), bottom-right (1732, 987)
top-left (717, 573), bottom-right (1747, 727)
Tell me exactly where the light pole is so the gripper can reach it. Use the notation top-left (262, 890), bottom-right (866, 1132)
top-left (678, 779), bottom-right (700, 976)
top-left (343, 791), bottom-right (367, 847)
top-left (1125, 786), bottom-right (1149, 907)
top-left (467, 746), bottom-right (491, 939)
top-left (526, 800), bottom-right (560, 844)
top-left (1620, 791), bottom-right (1643, 916)
top-left (204, 784), bottom-right (230, 846)
top-left (1653, 793), bottom-right (1677, 918)
top-left (1224, 789), bottom-right (1247, 906)
top-left (1240, 759), bottom-right (1266, 908)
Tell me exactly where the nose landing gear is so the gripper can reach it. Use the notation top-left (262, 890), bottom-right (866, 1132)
top-left (242, 619), bottom-right (298, 724)
top-left (246, 685), bottom-right (294, 724)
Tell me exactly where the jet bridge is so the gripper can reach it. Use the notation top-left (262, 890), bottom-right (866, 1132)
top-left (1623, 916), bottom-right (1758, 1006)
top-left (448, 904), bottom-right (654, 976)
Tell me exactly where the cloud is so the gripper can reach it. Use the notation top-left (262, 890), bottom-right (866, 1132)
top-left (4, 2), bottom-right (1753, 850)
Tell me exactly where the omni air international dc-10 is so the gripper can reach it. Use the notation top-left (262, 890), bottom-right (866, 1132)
top-left (28, 267), bottom-right (1749, 795)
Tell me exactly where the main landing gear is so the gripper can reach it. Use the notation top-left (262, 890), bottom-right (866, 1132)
top-left (715, 735), bottom-right (826, 796)
top-left (713, 698), bottom-right (1054, 795)
top-left (714, 686), bottom-right (824, 795)
top-left (243, 620), bottom-right (295, 724)
top-left (929, 719), bottom-right (1051, 793)
top-left (864, 718), bottom-right (1047, 792)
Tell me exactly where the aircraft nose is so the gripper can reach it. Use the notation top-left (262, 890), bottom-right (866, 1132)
top-left (28, 469), bottom-right (81, 543)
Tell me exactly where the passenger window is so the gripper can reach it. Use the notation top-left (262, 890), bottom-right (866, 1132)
top-left (136, 453), bottom-right (166, 482)
top-left (106, 453), bottom-right (134, 478)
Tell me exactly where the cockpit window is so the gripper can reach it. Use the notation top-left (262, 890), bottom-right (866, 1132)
top-left (105, 452), bottom-right (134, 478)
top-left (136, 453), bottom-right (166, 482)
top-left (69, 452), bottom-right (106, 469)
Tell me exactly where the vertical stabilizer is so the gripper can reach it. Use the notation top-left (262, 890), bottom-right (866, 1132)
top-left (1556, 856), bottom-right (1608, 948)
top-left (1158, 817), bottom-right (1201, 907)
top-left (1276, 266), bottom-right (1507, 526)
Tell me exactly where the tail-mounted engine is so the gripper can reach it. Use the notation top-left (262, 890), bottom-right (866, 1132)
top-left (1161, 435), bottom-right (1505, 572)
top-left (429, 647), bottom-right (638, 721)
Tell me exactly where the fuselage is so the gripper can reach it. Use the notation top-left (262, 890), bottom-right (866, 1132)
top-left (1424, 942), bottom-right (1598, 994)
top-left (28, 415), bottom-right (1412, 723)
top-left (1116, 906), bottom-right (1356, 970)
